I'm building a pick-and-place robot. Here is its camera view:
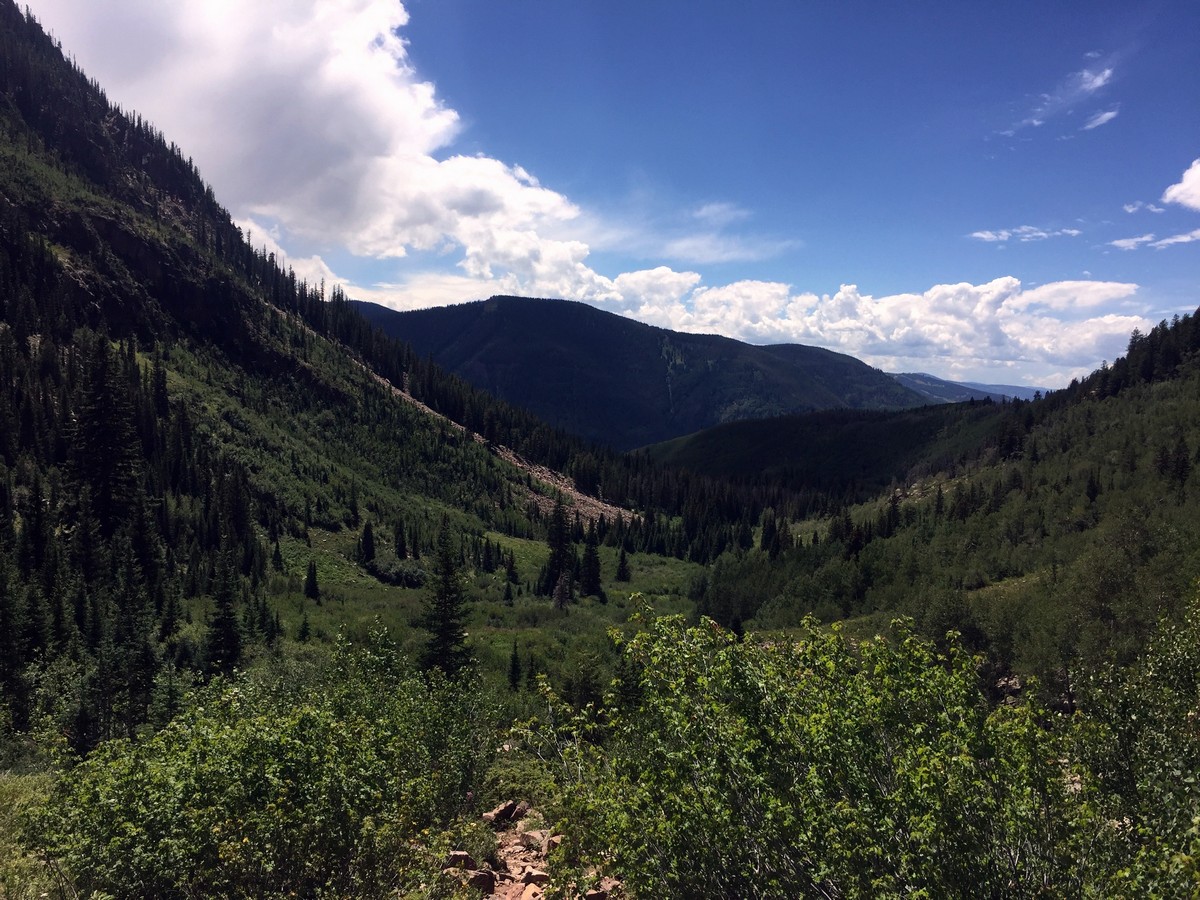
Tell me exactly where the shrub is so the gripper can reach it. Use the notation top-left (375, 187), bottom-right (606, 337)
top-left (32, 632), bottom-right (494, 899)
top-left (538, 616), bottom-right (1079, 898)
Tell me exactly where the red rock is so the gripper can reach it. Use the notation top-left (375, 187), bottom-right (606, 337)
top-left (522, 869), bottom-right (550, 886)
top-left (483, 799), bottom-right (519, 825)
top-left (519, 828), bottom-right (548, 850)
top-left (466, 868), bottom-right (496, 893)
top-left (443, 849), bottom-right (477, 870)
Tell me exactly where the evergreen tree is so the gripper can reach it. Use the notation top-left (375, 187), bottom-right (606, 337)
top-left (419, 521), bottom-right (472, 676)
top-left (72, 336), bottom-right (141, 535)
top-left (203, 551), bottom-right (242, 675)
top-left (581, 523), bottom-right (603, 598)
top-left (359, 520), bottom-right (375, 564)
top-left (394, 519), bottom-right (407, 559)
top-left (616, 547), bottom-right (631, 582)
top-left (304, 560), bottom-right (320, 601)
top-left (508, 639), bottom-right (522, 692)
top-left (539, 498), bottom-right (573, 595)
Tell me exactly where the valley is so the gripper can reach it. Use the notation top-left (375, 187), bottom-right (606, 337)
top-left (1, 3), bottom-right (1199, 897)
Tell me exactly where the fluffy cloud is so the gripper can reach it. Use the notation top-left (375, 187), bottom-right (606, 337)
top-left (575, 276), bottom-right (1143, 385)
top-left (1162, 158), bottom-right (1200, 211)
top-left (25, 1), bottom-right (1148, 386)
top-left (29, 0), bottom-right (585, 286)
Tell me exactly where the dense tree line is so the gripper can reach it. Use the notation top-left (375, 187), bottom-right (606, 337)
top-left (693, 308), bottom-right (1200, 704)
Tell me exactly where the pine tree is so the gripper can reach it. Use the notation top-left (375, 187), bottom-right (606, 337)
top-left (394, 518), bottom-right (407, 559)
top-left (616, 547), bottom-right (631, 582)
top-left (203, 551), bottom-right (242, 675)
top-left (539, 498), bottom-right (573, 595)
top-left (419, 521), bottom-right (472, 676)
top-left (508, 639), bottom-right (522, 692)
top-left (304, 560), bottom-right (320, 601)
top-left (72, 336), bottom-right (141, 535)
top-left (359, 520), bottom-right (375, 563)
top-left (581, 523), bottom-right (603, 598)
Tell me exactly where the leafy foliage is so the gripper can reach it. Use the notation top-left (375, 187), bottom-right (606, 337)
top-left (538, 616), bottom-right (1079, 898)
top-left (32, 633), bottom-right (495, 898)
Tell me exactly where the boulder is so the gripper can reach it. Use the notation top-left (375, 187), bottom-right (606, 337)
top-left (483, 799), bottom-right (519, 825)
top-left (466, 868), bottom-right (496, 893)
top-left (442, 849), bottom-right (477, 871)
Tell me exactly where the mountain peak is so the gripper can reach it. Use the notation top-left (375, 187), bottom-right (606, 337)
top-left (355, 297), bottom-right (925, 449)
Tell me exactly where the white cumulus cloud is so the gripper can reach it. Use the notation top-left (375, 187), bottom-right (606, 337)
top-left (1162, 158), bottom-right (1200, 211)
top-left (24, 0), bottom-right (1151, 386)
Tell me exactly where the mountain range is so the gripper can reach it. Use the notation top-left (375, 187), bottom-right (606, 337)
top-left (888, 371), bottom-right (1044, 403)
top-left (3, 2), bottom-right (1200, 894)
top-left (355, 296), bottom-right (925, 449)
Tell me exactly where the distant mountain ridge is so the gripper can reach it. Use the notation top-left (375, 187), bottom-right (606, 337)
top-left (355, 296), bottom-right (926, 450)
top-left (889, 372), bottom-right (1045, 404)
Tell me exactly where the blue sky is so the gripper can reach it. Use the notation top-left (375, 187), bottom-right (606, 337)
top-left (27, 0), bottom-right (1200, 386)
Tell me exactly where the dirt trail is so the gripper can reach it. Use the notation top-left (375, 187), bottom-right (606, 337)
top-left (441, 800), bottom-right (620, 900)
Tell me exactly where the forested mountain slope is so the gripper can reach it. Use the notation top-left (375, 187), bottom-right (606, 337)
top-left (4, 4), bottom-right (1200, 896)
top-left (355, 295), bottom-right (925, 450)
top-left (0, 0), bottom-right (777, 752)
top-left (645, 400), bottom-right (1012, 505)
top-left (692, 311), bottom-right (1200, 694)
top-left (889, 370), bottom-right (1022, 403)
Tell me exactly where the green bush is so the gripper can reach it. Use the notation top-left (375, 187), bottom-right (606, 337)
top-left (539, 616), bottom-right (1080, 899)
top-left (32, 633), bottom-right (495, 899)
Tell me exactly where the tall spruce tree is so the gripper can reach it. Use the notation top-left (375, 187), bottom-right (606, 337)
top-left (508, 639), bottom-right (522, 691)
top-left (539, 498), bottom-right (573, 595)
top-left (580, 522), bottom-right (603, 598)
top-left (203, 551), bottom-right (242, 675)
top-left (304, 560), bottom-right (320, 601)
top-left (358, 520), bottom-right (375, 563)
top-left (419, 521), bottom-right (472, 676)
top-left (616, 547), bottom-right (631, 582)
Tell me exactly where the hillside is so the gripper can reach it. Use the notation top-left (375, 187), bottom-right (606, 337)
top-left (355, 295), bottom-right (925, 450)
top-left (889, 371), bottom-right (1034, 403)
top-left (4, 3), bottom-right (1200, 896)
top-left (0, 0), bottom-right (767, 753)
top-left (645, 400), bottom-right (1011, 504)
